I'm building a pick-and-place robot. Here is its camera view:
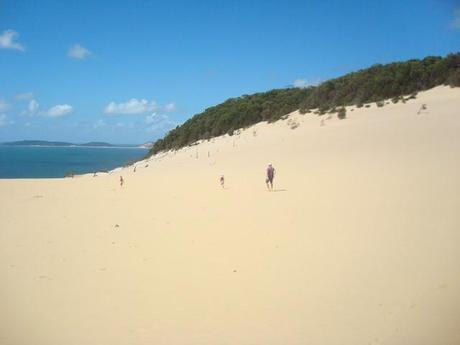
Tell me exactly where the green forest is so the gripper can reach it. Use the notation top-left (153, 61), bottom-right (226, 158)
top-left (149, 53), bottom-right (460, 156)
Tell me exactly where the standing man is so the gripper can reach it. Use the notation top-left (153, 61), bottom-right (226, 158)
top-left (266, 163), bottom-right (275, 191)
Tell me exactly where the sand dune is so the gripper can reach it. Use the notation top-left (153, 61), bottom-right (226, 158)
top-left (1, 86), bottom-right (459, 345)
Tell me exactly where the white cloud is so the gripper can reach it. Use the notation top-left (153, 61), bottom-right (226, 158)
top-left (293, 78), bottom-right (320, 88)
top-left (0, 30), bottom-right (25, 51)
top-left (43, 104), bottom-right (73, 117)
top-left (68, 44), bottom-right (91, 59)
top-left (164, 102), bottom-right (176, 112)
top-left (28, 99), bottom-right (39, 115)
top-left (453, 8), bottom-right (460, 29)
top-left (104, 98), bottom-right (157, 114)
top-left (15, 92), bottom-right (34, 101)
top-left (0, 99), bottom-right (9, 112)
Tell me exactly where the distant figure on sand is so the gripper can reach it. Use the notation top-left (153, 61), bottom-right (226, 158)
top-left (219, 174), bottom-right (225, 188)
top-left (120, 176), bottom-right (124, 187)
top-left (266, 163), bottom-right (275, 191)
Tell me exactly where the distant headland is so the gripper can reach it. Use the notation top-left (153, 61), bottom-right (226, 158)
top-left (1, 140), bottom-right (153, 149)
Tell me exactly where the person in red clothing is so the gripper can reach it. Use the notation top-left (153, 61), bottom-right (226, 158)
top-left (266, 163), bottom-right (275, 191)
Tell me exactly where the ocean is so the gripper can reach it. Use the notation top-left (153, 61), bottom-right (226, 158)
top-left (0, 146), bottom-right (149, 178)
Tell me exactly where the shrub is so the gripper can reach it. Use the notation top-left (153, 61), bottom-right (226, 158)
top-left (447, 69), bottom-right (460, 87)
top-left (376, 101), bottom-right (385, 107)
top-left (391, 96), bottom-right (401, 103)
top-left (408, 92), bottom-right (418, 99)
top-left (318, 105), bottom-right (329, 114)
top-left (288, 119), bottom-right (300, 129)
top-left (365, 104), bottom-right (371, 108)
top-left (337, 107), bottom-right (346, 119)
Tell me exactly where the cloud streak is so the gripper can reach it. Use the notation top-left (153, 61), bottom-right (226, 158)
top-left (0, 30), bottom-right (25, 51)
top-left (104, 98), bottom-right (157, 114)
top-left (43, 104), bottom-right (74, 117)
top-left (68, 44), bottom-right (91, 59)
top-left (15, 92), bottom-right (34, 101)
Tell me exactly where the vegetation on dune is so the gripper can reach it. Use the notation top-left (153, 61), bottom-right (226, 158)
top-left (149, 53), bottom-right (460, 156)
top-left (337, 107), bottom-right (347, 120)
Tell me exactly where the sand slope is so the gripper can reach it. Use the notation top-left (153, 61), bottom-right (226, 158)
top-left (1, 86), bottom-right (459, 345)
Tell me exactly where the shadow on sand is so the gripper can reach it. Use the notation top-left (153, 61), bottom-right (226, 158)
top-left (270, 189), bottom-right (287, 192)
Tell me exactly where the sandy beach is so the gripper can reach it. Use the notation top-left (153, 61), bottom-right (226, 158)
top-left (1, 85), bottom-right (459, 344)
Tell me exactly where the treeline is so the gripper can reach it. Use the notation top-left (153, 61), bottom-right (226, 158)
top-left (149, 53), bottom-right (459, 155)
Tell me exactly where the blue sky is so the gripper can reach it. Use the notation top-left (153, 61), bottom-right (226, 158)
top-left (0, 0), bottom-right (459, 144)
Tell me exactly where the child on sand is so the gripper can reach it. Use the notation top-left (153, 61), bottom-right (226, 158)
top-left (120, 176), bottom-right (124, 187)
top-left (266, 164), bottom-right (275, 191)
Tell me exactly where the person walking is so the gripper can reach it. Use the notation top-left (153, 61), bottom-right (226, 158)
top-left (266, 163), bottom-right (275, 191)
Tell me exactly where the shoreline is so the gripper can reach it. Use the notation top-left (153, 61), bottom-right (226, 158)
top-left (0, 144), bottom-right (148, 149)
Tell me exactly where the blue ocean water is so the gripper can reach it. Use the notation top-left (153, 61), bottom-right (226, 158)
top-left (0, 146), bottom-right (148, 178)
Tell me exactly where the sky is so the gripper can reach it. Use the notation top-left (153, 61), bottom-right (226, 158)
top-left (0, 0), bottom-right (459, 144)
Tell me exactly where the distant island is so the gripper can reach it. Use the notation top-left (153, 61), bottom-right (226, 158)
top-left (2, 140), bottom-right (149, 148)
